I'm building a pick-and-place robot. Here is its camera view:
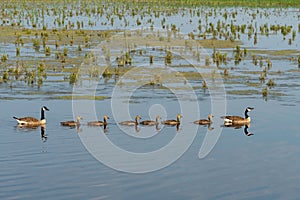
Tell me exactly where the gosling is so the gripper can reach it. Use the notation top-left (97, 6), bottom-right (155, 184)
top-left (162, 114), bottom-right (182, 125)
top-left (60, 115), bottom-right (82, 127)
top-left (194, 114), bottom-right (213, 125)
top-left (140, 115), bottom-right (161, 126)
top-left (87, 115), bottom-right (109, 126)
top-left (119, 115), bottom-right (141, 126)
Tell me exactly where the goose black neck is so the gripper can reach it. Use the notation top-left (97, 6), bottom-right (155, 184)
top-left (244, 125), bottom-right (248, 133)
top-left (41, 108), bottom-right (45, 120)
top-left (103, 117), bottom-right (107, 125)
top-left (244, 109), bottom-right (249, 119)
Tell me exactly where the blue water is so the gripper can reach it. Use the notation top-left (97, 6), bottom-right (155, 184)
top-left (1, 97), bottom-right (300, 199)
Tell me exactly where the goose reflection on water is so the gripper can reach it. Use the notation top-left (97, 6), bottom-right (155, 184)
top-left (16, 124), bottom-right (48, 142)
top-left (222, 124), bottom-right (253, 137)
top-left (40, 125), bottom-right (47, 142)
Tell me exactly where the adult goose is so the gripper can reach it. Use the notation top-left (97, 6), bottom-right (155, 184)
top-left (194, 114), bottom-right (213, 125)
top-left (140, 115), bottom-right (161, 126)
top-left (87, 115), bottom-right (109, 126)
top-left (13, 106), bottom-right (49, 126)
top-left (222, 107), bottom-right (254, 125)
top-left (60, 116), bottom-right (82, 127)
top-left (119, 115), bottom-right (141, 126)
top-left (162, 114), bottom-right (182, 125)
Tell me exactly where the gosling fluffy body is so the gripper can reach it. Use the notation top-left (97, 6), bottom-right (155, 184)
top-left (194, 114), bottom-right (213, 125)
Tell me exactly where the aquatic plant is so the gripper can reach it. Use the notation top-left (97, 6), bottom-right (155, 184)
top-left (165, 51), bottom-right (172, 65)
top-left (262, 87), bottom-right (268, 97)
top-left (202, 80), bottom-right (207, 89)
top-left (259, 72), bottom-right (266, 82)
top-left (224, 68), bottom-right (229, 77)
top-left (252, 54), bottom-right (258, 66)
top-left (78, 45), bottom-right (82, 52)
top-left (2, 70), bottom-right (9, 82)
top-left (266, 79), bottom-right (275, 87)
top-left (32, 39), bottom-right (40, 51)
top-left (266, 59), bottom-right (272, 69)
top-left (69, 72), bottom-right (78, 84)
top-left (102, 68), bottom-right (112, 78)
top-left (254, 32), bottom-right (257, 45)
top-left (16, 47), bottom-right (20, 57)
top-left (243, 48), bottom-right (248, 56)
top-left (234, 52), bottom-right (242, 65)
top-left (1, 54), bottom-right (8, 62)
top-left (37, 63), bottom-right (47, 79)
top-left (63, 47), bottom-right (68, 56)
top-left (259, 57), bottom-right (264, 67)
top-left (45, 46), bottom-right (51, 56)
top-left (205, 56), bottom-right (211, 66)
top-left (292, 30), bottom-right (296, 41)
top-left (149, 55), bottom-right (153, 64)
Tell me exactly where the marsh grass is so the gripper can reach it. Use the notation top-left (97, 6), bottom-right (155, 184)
top-left (0, 1), bottom-right (299, 101)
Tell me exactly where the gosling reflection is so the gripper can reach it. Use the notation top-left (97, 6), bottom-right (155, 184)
top-left (103, 124), bottom-right (108, 134)
top-left (207, 124), bottom-right (214, 131)
top-left (135, 124), bottom-right (141, 133)
top-left (176, 124), bottom-right (181, 132)
top-left (155, 123), bottom-right (161, 131)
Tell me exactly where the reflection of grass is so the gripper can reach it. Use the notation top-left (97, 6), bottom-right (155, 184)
top-left (228, 90), bottom-right (260, 95)
top-left (52, 95), bottom-right (109, 100)
top-left (249, 49), bottom-right (300, 56)
top-left (113, 34), bottom-right (242, 49)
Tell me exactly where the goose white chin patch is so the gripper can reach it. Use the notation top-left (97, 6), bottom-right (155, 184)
top-left (224, 118), bottom-right (232, 123)
top-left (17, 120), bottom-right (27, 124)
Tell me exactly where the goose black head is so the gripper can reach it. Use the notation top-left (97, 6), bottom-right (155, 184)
top-left (246, 107), bottom-right (254, 112)
top-left (42, 106), bottom-right (50, 111)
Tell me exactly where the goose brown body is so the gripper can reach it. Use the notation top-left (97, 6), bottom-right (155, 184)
top-left (222, 107), bottom-right (254, 125)
top-left (13, 106), bottom-right (49, 126)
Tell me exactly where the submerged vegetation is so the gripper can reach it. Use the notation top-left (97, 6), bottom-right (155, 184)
top-left (0, 0), bottom-right (300, 101)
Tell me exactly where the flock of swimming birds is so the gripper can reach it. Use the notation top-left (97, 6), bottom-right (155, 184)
top-left (13, 106), bottom-right (254, 129)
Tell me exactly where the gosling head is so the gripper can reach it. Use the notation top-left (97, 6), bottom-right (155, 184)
top-left (76, 115), bottom-right (83, 121)
top-left (135, 115), bottom-right (142, 120)
top-left (104, 115), bottom-right (110, 120)
top-left (176, 114), bottom-right (182, 121)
